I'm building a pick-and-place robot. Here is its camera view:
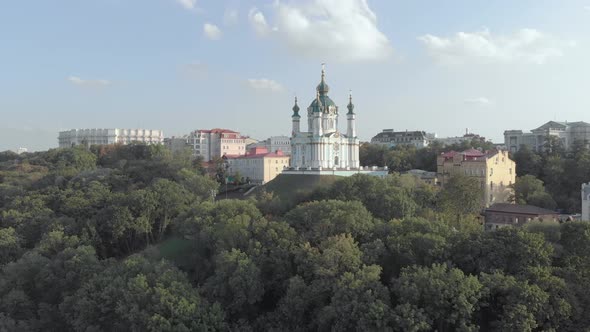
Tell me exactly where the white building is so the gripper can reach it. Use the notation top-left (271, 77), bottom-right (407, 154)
top-left (186, 128), bottom-right (246, 161)
top-left (582, 183), bottom-right (590, 221)
top-left (290, 66), bottom-right (359, 169)
top-left (285, 66), bottom-right (387, 178)
top-left (505, 121), bottom-right (590, 152)
top-left (371, 129), bottom-right (430, 148)
top-left (58, 128), bottom-right (164, 148)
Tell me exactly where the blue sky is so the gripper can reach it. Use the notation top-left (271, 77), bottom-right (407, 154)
top-left (1, 0), bottom-right (589, 151)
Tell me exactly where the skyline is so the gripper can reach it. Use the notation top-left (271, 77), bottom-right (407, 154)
top-left (1, 0), bottom-right (590, 151)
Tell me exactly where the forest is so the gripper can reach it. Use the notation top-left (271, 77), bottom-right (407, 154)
top-left (1, 143), bottom-right (590, 331)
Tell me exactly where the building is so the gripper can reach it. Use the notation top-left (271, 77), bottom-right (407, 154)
top-left (285, 66), bottom-right (387, 178)
top-left (504, 121), bottom-right (590, 152)
top-left (432, 131), bottom-right (487, 147)
top-left (168, 129), bottom-right (246, 161)
top-left (437, 149), bottom-right (516, 206)
top-left (405, 169), bottom-right (438, 185)
top-left (15, 147), bottom-right (28, 154)
top-left (582, 183), bottom-right (590, 221)
top-left (58, 128), bottom-right (164, 147)
top-left (371, 129), bottom-right (430, 148)
top-left (247, 136), bottom-right (292, 155)
top-left (225, 147), bottom-right (290, 184)
top-left (484, 203), bottom-right (559, 231)
top-left (289, 66), bottom-right (359, 169)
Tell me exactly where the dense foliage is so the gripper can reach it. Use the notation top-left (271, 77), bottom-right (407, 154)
top-left (1, 144), bottom-right (590, 331)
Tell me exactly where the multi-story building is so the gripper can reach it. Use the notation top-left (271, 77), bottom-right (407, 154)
top-left (582, 183), bottom-right (590, 221)
top-left (247, 135), bottom-right (292, 155)
top-left (432, 132), bottom-right (487, 147)
top-left (437, 149), bottom-right (516, 206)
top-left (484, 203), bottom-right (559, 231)
top-left (58, 128), bottom-right (164, 147)
top-left (225, 146), bottom-right (290, 184)
top-left (504, 121), bottom-right (590, 152)
top-left (371, 129), bottom-right (430, 148)
top-left (170, 129), bottom-right (246, 161)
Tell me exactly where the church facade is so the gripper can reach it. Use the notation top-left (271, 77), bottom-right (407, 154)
top-left (290, 67), bottom-right (360, 170)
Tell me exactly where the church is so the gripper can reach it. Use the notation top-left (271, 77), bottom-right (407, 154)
top-left (290, 66), bottom-right (360, 170)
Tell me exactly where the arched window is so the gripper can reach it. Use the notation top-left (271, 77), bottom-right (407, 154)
top-left (334, 156), bottom-right (339, 166)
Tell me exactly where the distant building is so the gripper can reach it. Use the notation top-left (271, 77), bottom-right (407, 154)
top-left (225, 147), bottom-right (290, 184)
top-left (371, 129), bottom-right (430, 148)
top-left (582, 183), bottom-right (590, 221)
top-left (437, 149), bottom-right (515, 206)
top-left (15, 147), bottom-right (28, 154)
top-left (58, 128), bottom-right (164, 148)
top-left (432, 131), bottom-right (487, 147)
top-left (166, 129), bottom-right (247, 161)
top-left (505, 121), bottom-right (590, 152)
top-left (247, 135), bottom-right (292, 155)
top-left (484, 203), bottom-right (559, 231)
top-left (405, 169), bottom-right (438, 185)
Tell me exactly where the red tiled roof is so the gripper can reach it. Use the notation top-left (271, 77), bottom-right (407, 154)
top-left (461, 148), bottom-right (485, 157)
top-left (225, 149), bottom-right (288, 159)
top-left (441, 151), bottom-right (458, 158)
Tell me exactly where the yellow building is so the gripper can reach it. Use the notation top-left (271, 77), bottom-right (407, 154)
top-left (226, 147), bottom-right (290, 184)
top-left (437, 149), bottom-right (515, 206)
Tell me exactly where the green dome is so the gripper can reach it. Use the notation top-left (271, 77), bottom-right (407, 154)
top-left (309, 95), bottom-right (336, 113)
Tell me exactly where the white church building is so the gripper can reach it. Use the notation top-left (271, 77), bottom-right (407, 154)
top-left (283, 66), bottom-right (387, 177)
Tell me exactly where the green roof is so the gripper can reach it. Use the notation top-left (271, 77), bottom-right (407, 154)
top-left (309, 95), bottom-right (337, 112)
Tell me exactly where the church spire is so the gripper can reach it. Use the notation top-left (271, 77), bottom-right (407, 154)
top-left (292, 96), bottom-right (300, 117)
top-left (316, 63), bottom-right (330, 96)
top-left (347, 90), bottom-right (355, 114)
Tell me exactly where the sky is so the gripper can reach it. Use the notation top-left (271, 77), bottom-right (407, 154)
top-left (1, 0), bottom-right (590, 151)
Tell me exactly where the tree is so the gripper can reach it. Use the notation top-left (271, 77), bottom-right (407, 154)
top-left (512, 145), bottom-right (542, 177)
top-left (0, 227), bottom-right (22, 265)
top-left (284, 200), bottom-right (376, 245)
top-left (510, 175), bottom-right (556, 210)
top-left (392, 264), bottom-right (482, 332)
top-left (438, 174), bottom-right (483, 217)
top-left (62, 254), bottom-right (226, 331)
top-left (202, 249), bottom-right (264, 321)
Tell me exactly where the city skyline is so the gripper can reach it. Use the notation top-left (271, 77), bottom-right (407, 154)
top-left (1, 0), bottom-right (590, 151)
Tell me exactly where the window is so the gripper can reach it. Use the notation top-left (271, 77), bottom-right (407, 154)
top-left (509, 168), bottom-right (512, 174)
top-left (490, 168), bottom-right (493, 176)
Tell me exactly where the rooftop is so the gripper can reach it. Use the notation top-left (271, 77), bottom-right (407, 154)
top-left (486, 203), bottom-right (558, 215)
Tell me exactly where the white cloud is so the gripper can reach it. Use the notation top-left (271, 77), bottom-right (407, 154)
top-left (68, 76), bottom-right (111, 87)
top-left (249, 0), bottom-right (392, 62)
top-left (585, 5), bottom-right (590, 11)
top-left (203, 23), bottom-right (222, 40)
top-left (464, 97), bottom-right (492, 106)
top-left (419, 28), bottom-right (573, 65)
top-left (247, 78), bottom-right (285, 92)
top-left (176, 0), bottom-right (197, 10)
top-left (224, 9), bottom-right (239, 26)
top-left (248, 8), bottom-right (271, 36)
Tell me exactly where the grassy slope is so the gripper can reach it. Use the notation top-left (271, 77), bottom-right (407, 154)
top-left (262, 174), bottom-right (341, 201)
